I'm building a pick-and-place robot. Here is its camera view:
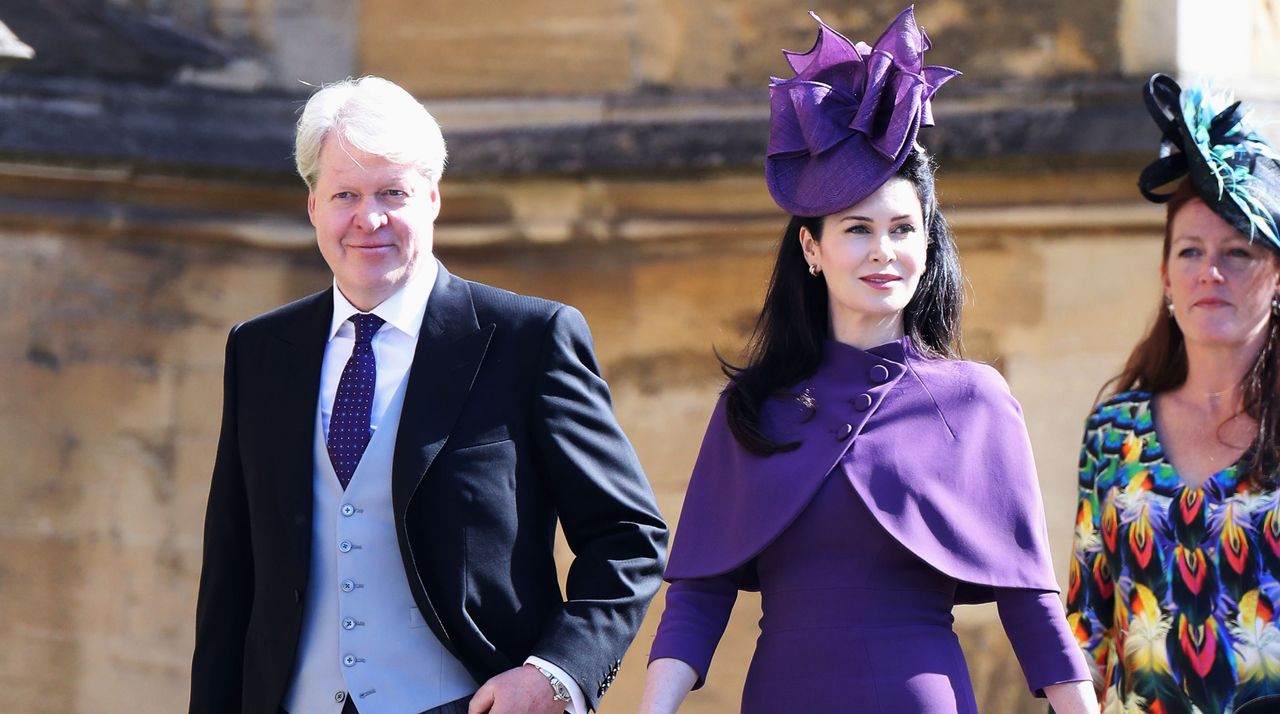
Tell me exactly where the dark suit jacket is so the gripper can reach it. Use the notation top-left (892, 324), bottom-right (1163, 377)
top-left (189, 262), bottom-right (668, 713)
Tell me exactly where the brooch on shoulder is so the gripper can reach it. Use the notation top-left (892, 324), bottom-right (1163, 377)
top-left (795, 387), bottom-right (819, 423)
top-left (795, 387), bottom-right (816, 410)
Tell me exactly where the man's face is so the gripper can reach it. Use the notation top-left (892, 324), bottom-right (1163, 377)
top-left (308, 133), bottom-right (440, 311)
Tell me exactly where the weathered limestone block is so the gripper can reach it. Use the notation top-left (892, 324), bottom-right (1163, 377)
top-left (633, 0), bottom-right (738, 89)
top-left (0, 537), bottom-right (82, 713)
top-left (70, 540), bottom-right (195, 713)
top-left (736, 0), bottom-right (1121, 92)
top-left (0, 364), bottom-right (68, 525)
top-left (174, 251), bottom-right (329, 329)
top-left (107, 0), bottom-right (1280, 98)
top-left (360, 0), bottom-right (634, 97)
top-left (269, 0), bottom-right (358, 87)
top-left (598, 176), bottom-right (776, 221)
top-left (958, 235), bottom-right (1047, 335)
top-left (0, 229), bottom-right (325, 713)
top-left (170, 323), bottom-right (238, 373)
top-left (1118, 0), bottom-right (1180, 76)
top-left (995, 235), bottom-right (1163, 583)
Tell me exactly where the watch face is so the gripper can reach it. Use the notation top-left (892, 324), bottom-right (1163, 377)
top-left (534, 666), bottom-right (572, 702)
top-left (553, 683), bottom-right (572, 702)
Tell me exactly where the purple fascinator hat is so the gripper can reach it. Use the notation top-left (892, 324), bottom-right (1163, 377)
top-left (766, 6), bottom-right (960, 217)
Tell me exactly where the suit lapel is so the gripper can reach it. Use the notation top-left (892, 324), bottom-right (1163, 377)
top-left (392, 262), bottom-right (494, 518)
top-left (263, 288), bottom-right (333, 575)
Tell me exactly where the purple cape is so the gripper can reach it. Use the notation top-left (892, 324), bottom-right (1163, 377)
top-left (664, 338), bottom-right (1060, 604)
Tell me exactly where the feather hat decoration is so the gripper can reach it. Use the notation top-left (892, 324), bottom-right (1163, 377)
top-left (1139, 73), bottom-right (1280, 247)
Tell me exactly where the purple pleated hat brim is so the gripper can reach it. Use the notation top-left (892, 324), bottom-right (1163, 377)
top-left (764, 6), bottom-right (957, 217)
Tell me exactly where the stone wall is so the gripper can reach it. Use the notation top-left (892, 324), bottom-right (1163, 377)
top-left (360, 0), bottom-right (1124, 98)
top-left (98, 0), bottom-right (1280, 95)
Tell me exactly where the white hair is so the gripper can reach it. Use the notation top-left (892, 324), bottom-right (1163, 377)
top-left (294, 76), bottom-right (447, 190)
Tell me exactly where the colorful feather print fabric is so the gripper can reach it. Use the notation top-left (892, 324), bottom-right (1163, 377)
top-left (1069, 392), bottom-right (1280, 714)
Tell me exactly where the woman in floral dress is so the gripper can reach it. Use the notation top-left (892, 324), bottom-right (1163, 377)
top-left (1069, 74), bottom-right (1280, 713)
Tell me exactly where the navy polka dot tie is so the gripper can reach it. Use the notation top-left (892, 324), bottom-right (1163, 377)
top-left (327, 313), bottom-right (385, 489)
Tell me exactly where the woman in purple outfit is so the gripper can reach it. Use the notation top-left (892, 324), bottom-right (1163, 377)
top-left (638, 8), bottom-right (1096, 714)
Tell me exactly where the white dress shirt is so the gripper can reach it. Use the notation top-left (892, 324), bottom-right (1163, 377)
top-left (323, 262), bottom-right (587, 714)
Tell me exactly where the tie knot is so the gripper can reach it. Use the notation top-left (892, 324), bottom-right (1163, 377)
top-left (351, 313), bottom-right (385, 345)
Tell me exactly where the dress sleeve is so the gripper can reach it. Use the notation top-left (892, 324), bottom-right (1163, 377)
top-left (648, 574), bottom-right (740, 690)
top-left (994, 588), bottom-right (1092, 696)
top-left (1066, 415), bottom-right (1114, 696)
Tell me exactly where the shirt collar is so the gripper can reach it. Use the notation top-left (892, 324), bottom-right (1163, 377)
top-left (328, 259), bottom-right (438, 341)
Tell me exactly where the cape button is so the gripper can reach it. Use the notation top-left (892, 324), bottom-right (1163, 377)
top-left (853, 393), bottom-right (873, 411)
top-left (835, 423), bottom-right (853, 440)
top-left (870, 364), bottom-right (890, 383)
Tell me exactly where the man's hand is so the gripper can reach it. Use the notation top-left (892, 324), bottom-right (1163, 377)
top-left (467, 664), bottom-right (566, 714)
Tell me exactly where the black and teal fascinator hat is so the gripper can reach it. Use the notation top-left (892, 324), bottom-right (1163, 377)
top-left (1138, 73), bottom-right (1280, 248)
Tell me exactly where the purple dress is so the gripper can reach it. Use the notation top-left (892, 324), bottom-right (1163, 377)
top-left (651, 339), bottom-right (1090, 712)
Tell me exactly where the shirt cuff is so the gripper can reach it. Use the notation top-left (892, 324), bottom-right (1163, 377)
top-left (525, 656), bottom-right (588, 714)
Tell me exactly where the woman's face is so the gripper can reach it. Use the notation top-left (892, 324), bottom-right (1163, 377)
top-left (1164, 198), bottom-right (1280, 349)
top-left (800, 177), bottom-right (928, 337)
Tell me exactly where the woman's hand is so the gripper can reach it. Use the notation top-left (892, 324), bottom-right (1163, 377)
top-left (637, 658), bottom-right (700, 714)
top-left (1044, 680), bottom-right (1100, 714)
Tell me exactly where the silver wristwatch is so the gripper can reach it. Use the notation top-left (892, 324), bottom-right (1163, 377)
top-left (531, 664), bottom-right (573, 704)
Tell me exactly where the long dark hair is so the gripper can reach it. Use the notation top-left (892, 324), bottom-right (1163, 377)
top-left (1104, 180), bottom-right (1280, 488)
top-left (722, 149), bottom-right (964, 455)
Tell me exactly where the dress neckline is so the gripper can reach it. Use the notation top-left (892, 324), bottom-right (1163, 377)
top-left (1142, 392), bottom-right (1245, 493)
top-left (822, 335), bottom-right (914, 362)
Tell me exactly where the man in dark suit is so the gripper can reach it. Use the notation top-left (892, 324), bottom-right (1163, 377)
top-left (189, 76), bottom-right (668, 714)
